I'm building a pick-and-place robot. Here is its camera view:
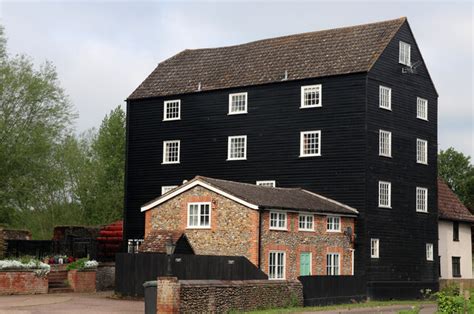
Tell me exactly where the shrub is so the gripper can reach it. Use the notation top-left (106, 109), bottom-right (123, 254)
top-left (66, 258), bottom-right (98, 271)
top-left (0, 258), bottom-right (50, 277)
top-left (436, 289), bottom-right (471, 314)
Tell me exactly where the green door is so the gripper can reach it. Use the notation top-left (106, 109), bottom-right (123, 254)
top-left (300, 252), bottom-right (311, 276)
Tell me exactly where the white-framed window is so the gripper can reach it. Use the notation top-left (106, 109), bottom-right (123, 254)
top-left (416, 139), bottom-right (428, 164)
top-left (228, 92), bottom-right (248, 115)
top-left (326, 253), bottom-right (340, 275)
top-left (162, 140), bottom-right (180, 164)
top-left (379, 86), bottom-right (392, 110)
top-left (256, 180), bottom-right (276, 187)
top-left (426, 243), bottom-right (434, 261)
top-left (300, 130), bottom-right (321, 157)
top-left (163, 100), bottom-right (181, 121)
top-left (327, 216), bottom-right (341, 232)
top-left (378, 181), bottom-right (391, 208)
top-left (300, 84), bottom-right (322, 108)
top-left (379, 130), bottom-right (392, 157)
top-left (227, 135), bottom-right (247, 160)
top-left (269, 211), bottom-right (287, 230)
top-left (399, 41), bottom-right (411, 66)
top-left (371, 238), bottom-right (380, 258)
top-left (416, 187), bottom-right (428, 213)
top-left (187, 202), bottom-right (211, 228)
top-left (269, 251), bottom-right (286, 280)
top-left (417, 97), bottom-right (428, 121)
top-left (298, 214), bottom-right (314, 231)
top-left (161, 185), bottom-right (178, 195)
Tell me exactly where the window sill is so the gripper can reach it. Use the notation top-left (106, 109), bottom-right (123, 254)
top-left (379, 154), bottom-right (392, 158)
top-left (417, 161), bottom-right (429, 165)
top-left (227, 111), bottom-right (248, 115)
top-left (299, 154), bottom-right (321, 158)
top-left (416, 117), bottom-right (428, 121)
top-left (269, 228), bottom-right (288, 232)
top-left (163, 118), bottom-right (181, 122)
top-left (186, 227), bottom-right (211, 230)
top-left (298, 229), bottom-right (315, 232)
top-left (379, 106), bottom-right (392, 111)
top-left (378, 205), bottom-right (392, 209)
top-left (162, 162), bottom-right (180, 165)
top-left (226, 158), bottom-right (247, 161)
top-left (416, 210), bottom-right (429, 214)
top-left (326, 230), bottom-right (342, 233)
top-left (299, 105), bottom-right (322, 109)
top-left (371, 257), bottom-right (379, 259)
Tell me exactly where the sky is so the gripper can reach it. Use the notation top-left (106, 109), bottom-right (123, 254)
top-left (0, 1), bottom-right (473, 157)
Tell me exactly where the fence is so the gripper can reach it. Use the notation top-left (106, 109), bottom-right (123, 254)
top-left (5, 238), bottom-right (98, 260)
top-left (115, 253), bottom-right (268, 297)
top-left (298, 275), bottom-right (367, 306)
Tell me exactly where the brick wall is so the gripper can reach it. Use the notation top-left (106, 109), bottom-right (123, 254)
top-left (261, 212), bottom-right (355, 279)
top-left (147, 186), bottom-right (259, 264)
top-left (0, 271), bottom-right (48, 295)
top-left (68, 270), bottom-right (96, 293)
top-left (156, 277), bottom-right (303, 313)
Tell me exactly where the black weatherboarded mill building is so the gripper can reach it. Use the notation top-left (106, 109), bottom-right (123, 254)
top-left (124, 17), bottom-right (438, 298)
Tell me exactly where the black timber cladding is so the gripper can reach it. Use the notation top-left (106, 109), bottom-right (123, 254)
top-left (124, 18), bottom-right (438, 297)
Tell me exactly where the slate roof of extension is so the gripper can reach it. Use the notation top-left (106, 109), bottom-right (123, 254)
top-left (438, 178), bottom-right (474, 223)
top-left (142, 176), bottom-right (358, 216)
top-left (129, 17), bottom-right (406, 100)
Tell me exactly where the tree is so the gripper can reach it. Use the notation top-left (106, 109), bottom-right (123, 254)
top-left (0, 25), bottom-right (76, 229)
top-left (438, 147), bottom-right (474, 208)
top-left (77, 106), bottom-right (126, 225)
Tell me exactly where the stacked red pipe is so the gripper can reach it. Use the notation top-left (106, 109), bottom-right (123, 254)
top-left (97, 220), bottom-right (123, 261)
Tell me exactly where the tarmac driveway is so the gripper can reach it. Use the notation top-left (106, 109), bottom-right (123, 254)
top-left (0, 291), bottom-right (143, 314)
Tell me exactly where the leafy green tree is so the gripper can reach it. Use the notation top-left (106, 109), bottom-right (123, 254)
top-left (0, 25), bottom-right (75, 229)
top-left (438, 147), bottom-right (474, 208)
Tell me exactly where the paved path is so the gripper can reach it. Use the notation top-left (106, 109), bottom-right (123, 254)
top-left (299, 303), bottom-right (437, 314)
top-left (0, 291), bottom-right (144, 314)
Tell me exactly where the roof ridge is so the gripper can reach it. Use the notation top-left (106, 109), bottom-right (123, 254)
top-left (198, 176), bottom-right (300, 191)
top-left (183, 17), bottom-right (407, 52)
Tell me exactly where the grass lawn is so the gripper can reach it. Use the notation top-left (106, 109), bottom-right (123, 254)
top-left (246, 300), bottom-right (434, 313)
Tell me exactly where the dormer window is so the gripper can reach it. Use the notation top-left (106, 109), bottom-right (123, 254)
top-left (399, 41), bottom-right (411, 66)
top-left (228, 92), bottom-right (248, 115)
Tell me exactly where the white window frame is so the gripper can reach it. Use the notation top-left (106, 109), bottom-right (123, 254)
top-left (416, 187), bottom-right (428, 213)
top-left (228, 92), bottom-right (248, 115)
top-left (298, 214), bottom-right (314, 231)
top-left (379, 86), bottom-right (392, 110)
top-left (256, 180), bottom-right (276, 187)
top-left (416, 139), bottom-right (428, 165)
top-left (426, 243), bottom-right (434, 261)
top-left (371, 238), bottom-right (380, 259)
top-left (300, 84), bottom-right (322, 108)
top-left (269, 211), bottom-right (287, 231)
top-left (187, 202), bottom-right (211, 229)
top-left (326, 216), bottom-right (341, 232)
top-left (399, 41), bottom-right (411, 66)
top-left (269, 251), bottom-right (286, 280)
top-left (379, 130), bottom-right (392, 157)
top-left (162, 140), bottom-right (180, 164)
top-left (378, 181), bottom-right (392, 208)
top-left (417, 97), bottom-right (428, 121)
top-left (300, 130), bottom-right (321, 157)
top-left (161, 185), bottom-right (178, 195)
top-left (227, 135), bottom-right (247, 161)
top-left (326, 253), bottom-right (340, 276)
top-left (163, 100), bottom-right (181, 121)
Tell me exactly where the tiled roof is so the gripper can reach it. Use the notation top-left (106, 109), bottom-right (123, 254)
top-left (438, 178), bottom-right (474, 223)
top-left (143, 176), bottom-right (358, 216)
top-left (129, 17), bottom-right (406, 100)
top-left (139, 230), bottom-right (187, 253)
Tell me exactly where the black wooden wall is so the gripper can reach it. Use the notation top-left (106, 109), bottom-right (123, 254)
top-left (124, 20), bottom-right (438, 297)
top-left (364, 21), bottom-right (438, 293)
